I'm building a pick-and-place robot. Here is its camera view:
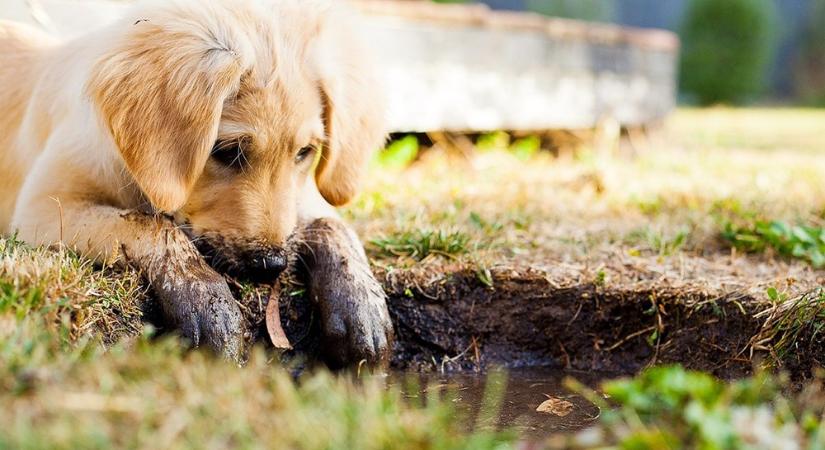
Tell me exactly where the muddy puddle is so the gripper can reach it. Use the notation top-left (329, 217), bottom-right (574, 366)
top-left (389, 368), bottom-right (607, 438)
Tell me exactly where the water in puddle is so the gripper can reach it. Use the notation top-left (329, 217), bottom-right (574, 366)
top-left (390, 368), bottom-right (609, 439)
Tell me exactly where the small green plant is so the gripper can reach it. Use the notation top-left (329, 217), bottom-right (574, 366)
top-left (475, 264), bottom-right (494, 288)
top-left (374, 135), bottom-right (419, 170)
top-left (766, 286), bottom-right (788, 303)
top-left (475, 132), bottom-right (541, 160)
top-left (594, 268), bottom-right (607, 287)
top-left (475, 131), bottom-right (510, 152)
top-left (723, 220), bottom-right (825, 268)
top-left (509, 136), bottom-right (541, 161)
top-left (369, 229), bottom-right (471, 260)
top-left (469, 212), bottom-right (503, 233)
top-left (627, 227), bottom-right (689, 257)
top-left (679, 0), bottom-right (777, 105)
top-left (565, 365), bottom-right (825, 449)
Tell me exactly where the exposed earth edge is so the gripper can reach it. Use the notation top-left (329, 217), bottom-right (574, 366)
top-left (206, 265), bottom-right (825, 380)
top-left (129, 267), bottom-right (825, 380)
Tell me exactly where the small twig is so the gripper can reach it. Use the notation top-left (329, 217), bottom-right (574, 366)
top-left (605, 325), bottom-right (657, 352)
top-left (565, 300), bottom-right (585, 328)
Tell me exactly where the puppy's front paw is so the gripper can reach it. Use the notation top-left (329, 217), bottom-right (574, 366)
top-left (312, 266), bottom-right (394, 368)
top-left (153, 265), bottom-right (245, 363)
top-left (299, 219), bottom-right (394, 369)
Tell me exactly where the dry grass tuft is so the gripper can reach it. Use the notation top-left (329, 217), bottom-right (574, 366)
top-left (0, 235), bottom-right (146, 345)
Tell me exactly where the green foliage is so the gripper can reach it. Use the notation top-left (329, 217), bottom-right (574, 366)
top-left (723, 220), bottom-right (825, 268)
top-left (794, 0), bottom-right (825, 105)
top-left (627, 227), bottom-right (689, 257)
top-left (0, 330), bottom-right (517, 449)
top-left (475, 132), bottom-right (542, 160)
top-left (476, 131), bottom-right (510, 152)
top-left (509, 136), bottom-right (541, 161)
top-left (369, 229), bottom-right (471, 260)
top-left (469, 211), bottom-right (503, 233)
top-left (526, 0), bottom-right (614, 21)
top-left (0, 237), bottom-right (518, 449)
top-left (568, 365), bottom-right (825, 449)
top-left (375, 135), bottom-right (419, 170)
top-left (679, 0), bottom-right (777, 105)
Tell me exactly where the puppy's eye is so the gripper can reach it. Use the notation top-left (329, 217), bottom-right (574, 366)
top-left (211, 140), bottom-right (248, 170)
top-left (296, 145), bottom-right (316, 163)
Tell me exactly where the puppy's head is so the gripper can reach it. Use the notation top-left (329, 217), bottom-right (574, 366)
top-left (87, 0), bottom-right (385, 280)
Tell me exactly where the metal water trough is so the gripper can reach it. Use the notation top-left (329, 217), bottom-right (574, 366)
top-left (1, 0), bottom-right (679, 132)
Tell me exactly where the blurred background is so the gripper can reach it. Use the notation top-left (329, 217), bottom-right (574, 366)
top-left (4, 0), bottom-right (825, 124)
top-left (442, 0), bottom-right (825, 106)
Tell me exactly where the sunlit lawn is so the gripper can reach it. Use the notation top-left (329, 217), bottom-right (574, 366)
top-left (1, 108), bottom-right (824, 448)
top-left (350, 107), bottom-right (824, 299)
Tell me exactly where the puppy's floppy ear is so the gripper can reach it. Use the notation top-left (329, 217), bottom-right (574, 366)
top-left (314, 6), bottom-right (387, 207)
top-left (88, 10), bottom-right (251, 212)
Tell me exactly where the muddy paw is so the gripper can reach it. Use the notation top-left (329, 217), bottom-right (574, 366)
top-left (153, 264), bottom-right (245, 363)
top-left (299, 218), bottom-right (394, 369)
top-left (312, 268), bottom-right (394, 368)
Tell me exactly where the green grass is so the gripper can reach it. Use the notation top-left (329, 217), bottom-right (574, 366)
top-left (0, 236), bottom-right (518, 449)
top-left (369, 229), bottom-right (472, 260)
top-left (560, 365), bottom-right (825, 449)
top-left (2, 236), bottom-right (825, 448)
top-left (723, 220), bottom-right (825, 268)
top-left (0, 235), bottom-right (515, 448)
top-left (625, 227), bottom-right (690, 257)
top-left (1, 334), bottom-right (516, 449)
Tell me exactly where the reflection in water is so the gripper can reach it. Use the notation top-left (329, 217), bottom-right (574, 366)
top-left (390, 368), bottom-right (607, 439)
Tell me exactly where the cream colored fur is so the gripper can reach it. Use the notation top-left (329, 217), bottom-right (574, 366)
top-left (0, 0), bottom-right (385, 257)
top-left (0, 0), bottom-right (389, 360)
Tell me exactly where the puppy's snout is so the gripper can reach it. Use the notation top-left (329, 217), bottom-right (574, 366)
top-left (248, 250), bottom-right (288, 281)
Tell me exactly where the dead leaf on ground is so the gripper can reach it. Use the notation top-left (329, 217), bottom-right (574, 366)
top-left (536, 395), bottom-right (574, 417)
top-left (266, 285), bottom-right (292, 350)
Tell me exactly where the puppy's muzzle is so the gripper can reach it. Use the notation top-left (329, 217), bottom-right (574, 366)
top-left (192, 234), bottom-right (288, 282)
top-left (246, 249), bottom-right (288, 281)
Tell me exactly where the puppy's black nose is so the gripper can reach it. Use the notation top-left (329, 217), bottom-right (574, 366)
top-left (248, 251), bottom-right (288, 281)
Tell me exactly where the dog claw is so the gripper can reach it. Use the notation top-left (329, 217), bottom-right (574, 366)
top-left (299, 219), bottom-right (394, 369)
top-left (153, 265), bottom-right (245, 363)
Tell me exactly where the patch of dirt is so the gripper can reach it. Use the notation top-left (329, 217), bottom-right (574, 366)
top-left (218, 264), bottom-right (824, 380)
top-left (381, 267), bottom-right (760, 377)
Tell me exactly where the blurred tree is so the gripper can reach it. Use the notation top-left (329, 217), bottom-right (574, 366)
top-left (679, 0), bottom-right (777, 105)
top-left (794, 0), bottom-right (825, 105)
top-left (525, 0), bottom-right (614, 21)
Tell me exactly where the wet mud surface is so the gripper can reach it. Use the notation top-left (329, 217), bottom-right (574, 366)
top-left (390, 368), bottom-right (604, 438)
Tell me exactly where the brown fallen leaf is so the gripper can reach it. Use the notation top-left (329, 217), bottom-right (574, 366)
top-left (266, 285), bottom-right (292, 350)
top-left (536, 395), bottom-right (574, 417)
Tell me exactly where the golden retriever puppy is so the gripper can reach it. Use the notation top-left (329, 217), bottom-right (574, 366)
top-left (0, 0), bottom-right (393, 365)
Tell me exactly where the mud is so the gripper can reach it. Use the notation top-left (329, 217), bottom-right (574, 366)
top-left (389, 368), bottom-right (604, 438)
top-left (228, 265), bottom-right (823, 380)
